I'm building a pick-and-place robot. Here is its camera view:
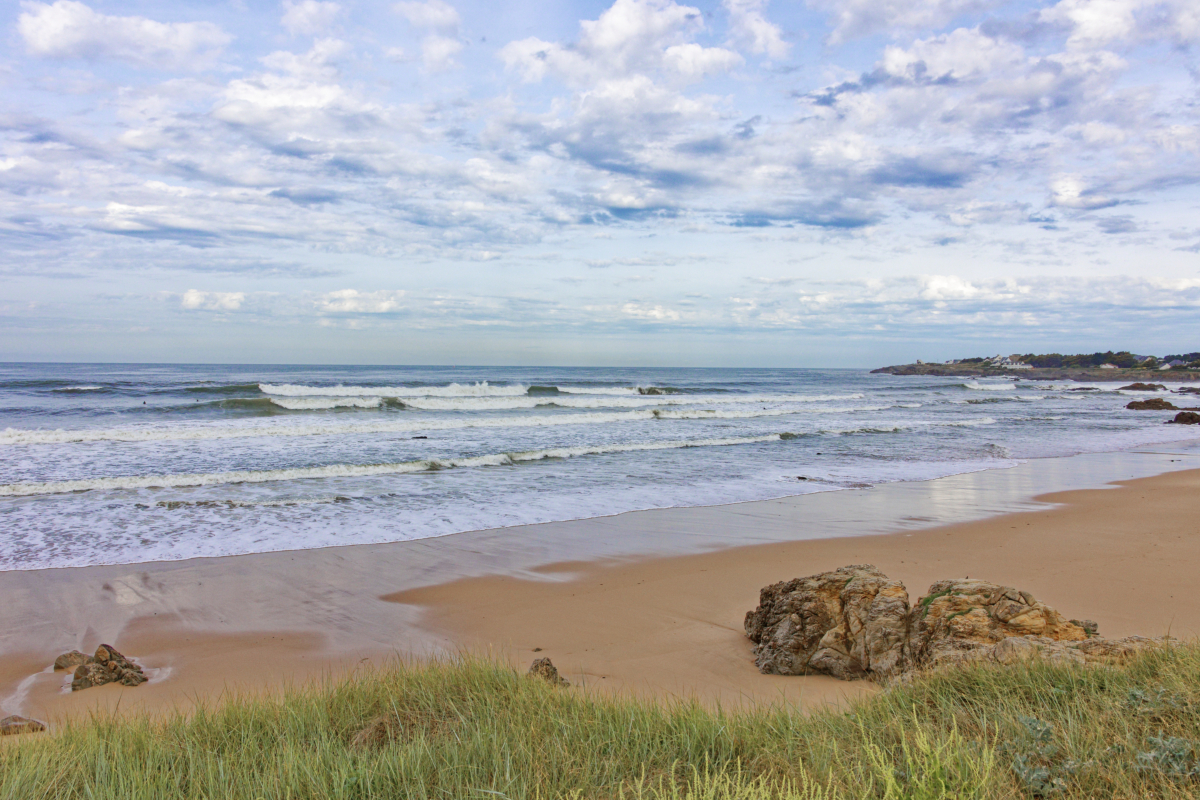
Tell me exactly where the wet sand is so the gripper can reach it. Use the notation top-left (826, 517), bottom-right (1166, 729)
top-left (2, 446), bottom-right (1198, 724)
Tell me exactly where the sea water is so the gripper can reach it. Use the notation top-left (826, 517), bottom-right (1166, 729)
top-left (1, 364), bottom-right (1196, 570)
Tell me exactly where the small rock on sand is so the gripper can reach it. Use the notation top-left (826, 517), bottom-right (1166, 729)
top-left (71, 644), bottom-right (148, 691)
top-left (529, 657), bottom-right (570, 686)
top-left (53, 650), bottom-right (92, 671)
top-left (0, 715), bottom-right (46, 736)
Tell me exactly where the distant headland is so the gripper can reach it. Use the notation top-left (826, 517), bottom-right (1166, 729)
top-left (873, 350), bottom-right (1200, 381)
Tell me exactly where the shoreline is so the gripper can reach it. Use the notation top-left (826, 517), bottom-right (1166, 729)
top-left (3, 441), bottom-right (1199, 723)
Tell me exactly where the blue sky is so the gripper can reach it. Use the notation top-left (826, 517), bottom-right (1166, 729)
top-left (2, 0), bottom-right (1198, 365)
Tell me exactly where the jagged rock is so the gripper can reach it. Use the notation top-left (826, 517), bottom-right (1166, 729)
top-left (71, 644), bottom-right (147, 691)
top-left (528, 657), bottom-right (569, 686)
top-left (744, 564), bottom-right (910, 680)
top-left (53, 650), bottom-right (92, 671)
top-left (909, 579), bottom-right (1086, 668)
top-left (1126, 398), bottom-right (1177, 410)
top-left (1120, 383), bottom-right (1166, 391)
top-left (0, 715), bottom-right (46, 736)
top-left (72, 662), bottom-right (113, 691)
top-left (1170, 411), bottom-right (1200, 424)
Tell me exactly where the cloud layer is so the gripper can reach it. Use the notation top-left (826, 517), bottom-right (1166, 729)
top-left (2, 0), bottom-right (1198, 363)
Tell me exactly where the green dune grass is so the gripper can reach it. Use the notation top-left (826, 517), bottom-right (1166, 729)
top-left (4, 642), bottom-right (1200, 799)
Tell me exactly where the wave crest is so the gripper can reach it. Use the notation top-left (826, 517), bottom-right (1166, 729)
top-left (0, 434), bottom-right (787, 497)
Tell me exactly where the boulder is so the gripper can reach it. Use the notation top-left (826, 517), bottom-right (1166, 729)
top-left (744, 564), bottom-right (910, 680)
top-left (71, 644), bottom-right (147, 691)
top-left (1126, 398), bottom-right (1177, 410)
top-left (72, 662), bottom-right (113, 691)
top-left (54, 650), bottom-right (92, 671)
top-left (747, 568), bottom-right (1165, 682)
top-left (0, 715), bottom-right (46, 736)
top-left (1169, 411), bottom-right (1200, 424)
top-left (528, 657), bottom-right (569, 687)
top-left (1120, 383), bottom-right (1166, 391)
top-left (909, 580), bottom-right (1086, 668)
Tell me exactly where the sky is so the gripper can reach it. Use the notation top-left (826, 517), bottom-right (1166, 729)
top-left (1, 0), bottom-right (1198, 366)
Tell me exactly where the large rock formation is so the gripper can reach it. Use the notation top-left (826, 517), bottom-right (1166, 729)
top-left (744, 564), bottom-right (910, 680)
top-left (746, 567), bottom-right (1162, 681)
top-left (1170, 411), bottom-right (1200, 424)
top-left (1120, 383), bottom-right (1166, 391)
top-left (70, 644), bottom-right (147, 691)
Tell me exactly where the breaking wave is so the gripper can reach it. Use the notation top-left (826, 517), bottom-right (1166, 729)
top-left (0, 401), bottom-right (905, 446)
top-left (0, 434), bottom-right (787, 497)
top-left (267, 397), bottom-right (391, 411)
top-left (260, 382), bottom-right (529, 398)
top-left (961, 382), bottom-right (1017, 391)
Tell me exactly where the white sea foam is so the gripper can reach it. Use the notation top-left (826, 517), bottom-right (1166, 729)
top-left (555, 386), bottom-right (641, 395)
top-left (397, 392), bottom-right (865, 411)
top-left (963, 381), bottom-right (1016, 391)
top-left (0, 399), bottom-right (878, 446)
top-left (938, 417), bottom-right (998, 427)
top-left (0, 434), bottom-right (784, 497)
top-left (818, 416), bottom-right (997, 435)
top-left (260, 382), bottom-right (529, 398)
top-left (52, 386), bottom-right (104, 392)
top-left (268, 397), bottom-right (384, 410)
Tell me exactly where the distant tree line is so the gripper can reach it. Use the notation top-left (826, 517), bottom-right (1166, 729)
top-left (952, 351), bottom-right (1200, 368)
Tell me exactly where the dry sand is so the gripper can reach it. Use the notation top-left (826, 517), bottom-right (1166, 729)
top-left (2, 457), bottom-right (1199, 725)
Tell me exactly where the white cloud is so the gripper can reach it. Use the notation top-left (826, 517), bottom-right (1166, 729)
top-left (881, 28), bottom-right (1024, 82)
top-left (500, 0), bottom-right (737, 85)
top-left (622, 302), bottom-right (681, 320)
top-left (1049, 175), bottom-right (1118, 209)
top-left (420, 34), bottom-right (464, 72)
top-left (281, 0), bottom-right (341, 36)
top-left (316, 289), bottom-right (406, 313)
top-left (395, 0), bottom-right (460, 32)
top-left (919, 274), bottom-right (982, 300)
top-left (807, 0), bottom-right (1002, 44)
top-left (394, 0), bottom-right (463, 71)
top-left (18, 0), bottom-right (231, 69)
top-left (722, 0), bottom-right (789, 59)
top-left (662, 43), bottom-right (743, 79)
top-left (181, 290), bottom-right (245, 310)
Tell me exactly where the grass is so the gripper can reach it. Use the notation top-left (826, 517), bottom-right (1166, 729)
top-left (4, 642), bottom-right (1200, 799)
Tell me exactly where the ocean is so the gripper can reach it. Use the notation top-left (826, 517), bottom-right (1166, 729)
top-left (1, 363), bottom-right (1197, 571)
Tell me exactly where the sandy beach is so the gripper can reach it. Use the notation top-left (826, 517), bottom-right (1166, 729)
top-left (389, 464), bottom-right (1200, 707)
top-left (3, 445), bottom-right (1199, 724)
